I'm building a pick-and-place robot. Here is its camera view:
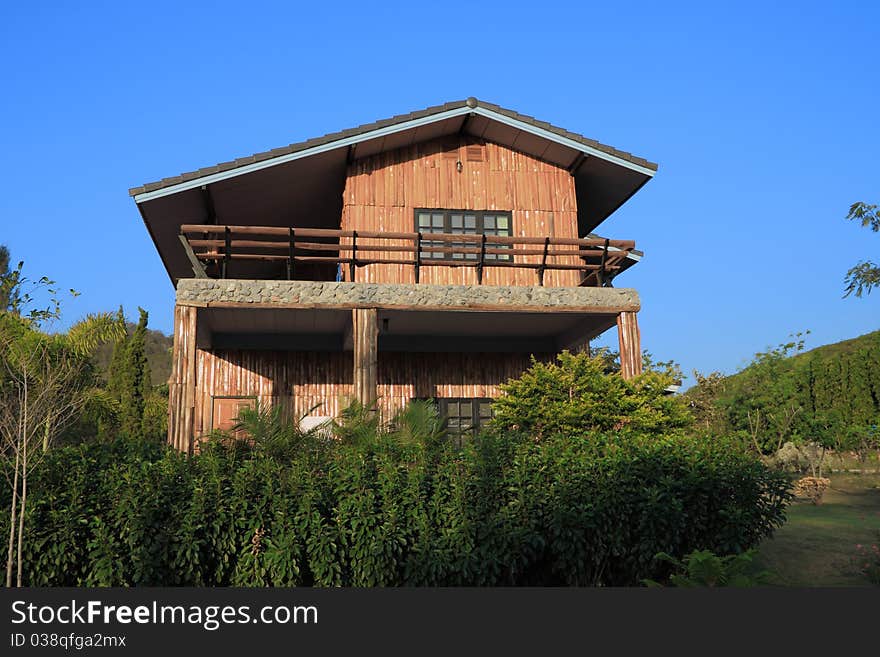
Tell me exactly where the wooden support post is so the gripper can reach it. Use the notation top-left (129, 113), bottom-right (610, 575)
top-left (617, 311), bottom-right (642, 380)
top-left (168, 304), bottom-right (198, 453)
top-left (352, 308), bottom-right (378, 408)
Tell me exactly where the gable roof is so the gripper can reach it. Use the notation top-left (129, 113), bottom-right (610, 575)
top-left (129, 97), bottom-right (656, 199)
top-left (130, 98), bottom-right (657, 283)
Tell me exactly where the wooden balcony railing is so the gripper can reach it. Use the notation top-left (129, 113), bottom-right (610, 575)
top-left (179, 224), bottom-right (637, 287)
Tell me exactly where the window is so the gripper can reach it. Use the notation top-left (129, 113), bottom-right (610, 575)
top-left (415, 210), bottom-right (512, 261)
top-left (415, 397), bottom-right (494, 447)
top-left (211, 396), bottom-right (256, 435)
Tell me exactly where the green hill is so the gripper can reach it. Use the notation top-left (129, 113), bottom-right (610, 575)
top-left (762, 329), bottom-right (880, 425)
top-left (93, 324), bottom-right (173, 387)
top-left (687, 329), bottom-right (880, 451)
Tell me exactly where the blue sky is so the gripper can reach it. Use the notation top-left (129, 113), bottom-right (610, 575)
top-left (1, 1), bottom-right (877, 383)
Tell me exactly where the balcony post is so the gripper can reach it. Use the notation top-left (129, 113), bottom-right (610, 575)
top-left (617, 311), bottom-right (642, 380)
top-left (414, 232), bottom-right (421, 284)
top-left (222, 227), bottom-right (231, 278)
top-left (349, 231), bottom-right (358, 282)
top-left (538, 236), bottom-right (549, 286)
top-left (287, 228), bottom-right (295, 280)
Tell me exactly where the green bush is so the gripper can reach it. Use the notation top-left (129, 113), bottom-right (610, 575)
top-left (1, 423), bottom-right (790, 587)
top-left (491, 351), bottom-right (693, 439)
top-left (643, 549), bottom-right (770, 587)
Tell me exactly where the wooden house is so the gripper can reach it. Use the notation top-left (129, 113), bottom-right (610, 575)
top-left (128, 98), bottom-right (657, 451)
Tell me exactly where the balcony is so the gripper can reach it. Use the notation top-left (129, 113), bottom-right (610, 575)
top-left (179, 225), bottom-right (638, 287)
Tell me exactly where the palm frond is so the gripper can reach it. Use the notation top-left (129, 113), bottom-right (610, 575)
top-left (65, 312), bottom-right (126, 356)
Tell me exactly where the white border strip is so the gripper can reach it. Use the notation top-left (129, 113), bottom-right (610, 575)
top-left (473, 108), bottom-right (657, 178)
top-left (133, 107), bottom-right (472, 203)
top-left (134, 105), bottom-right (654, 204)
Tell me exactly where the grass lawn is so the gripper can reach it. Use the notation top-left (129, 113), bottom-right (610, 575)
top-left (755, 471), bottom-right (880, 586)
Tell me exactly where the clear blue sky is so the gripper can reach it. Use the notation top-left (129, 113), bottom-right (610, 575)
top-left (1, 1), bottom-right (877, 382)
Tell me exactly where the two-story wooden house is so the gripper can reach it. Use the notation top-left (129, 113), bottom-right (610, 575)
top-left (129, 98), bottom-right (656, 452)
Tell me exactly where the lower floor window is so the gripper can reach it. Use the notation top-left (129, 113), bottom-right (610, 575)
top-left (415, 397), bottom-right (494, 445)
top-left (211, 396), bottom-right (256, 434)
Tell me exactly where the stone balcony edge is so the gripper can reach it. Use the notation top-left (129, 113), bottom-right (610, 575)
top-left (175, 279), bottom-right (640, 313)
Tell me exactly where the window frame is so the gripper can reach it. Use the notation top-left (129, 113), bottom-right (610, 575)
top-left (210, 395), bottom-right (257, 434)
top-left (414, 209), bottom-right (513, 262)
top-left (413, 396), bottom-right (494, 447)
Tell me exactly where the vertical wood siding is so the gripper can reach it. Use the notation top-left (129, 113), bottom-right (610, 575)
top-left (341, 137), bottom-right (581, 287)
top-left (375, 351), bottom-right (540, 418)
top-left (188, 348), bottom-right (543, 439)
top-left (192, 350), bottom-right (353, 438)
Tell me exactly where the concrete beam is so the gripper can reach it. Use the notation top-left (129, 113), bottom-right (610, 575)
top-left (176, 279), bottom-right (640, 314)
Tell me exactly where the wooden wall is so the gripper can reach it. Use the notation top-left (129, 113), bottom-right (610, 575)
top-left (341, 136), bottom-right (581, 287)
top-left (192, 349), bottom-right (350, 438)
top-left (376, 351), bottom-right (539, 415)
top-left (188, 348), bottom-right (541, 439)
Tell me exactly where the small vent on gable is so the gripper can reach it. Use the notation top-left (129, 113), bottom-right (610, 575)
top-left (465, 144), bottom-right (484, 162)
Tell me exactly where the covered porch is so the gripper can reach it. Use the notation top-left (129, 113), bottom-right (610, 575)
top-left (167, 279), bottom-right (642, 451)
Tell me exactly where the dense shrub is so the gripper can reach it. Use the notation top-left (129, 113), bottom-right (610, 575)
top-left (0, 425), bottom-right (789, 587)
top-left (491, 351), bottom-right (693, 439)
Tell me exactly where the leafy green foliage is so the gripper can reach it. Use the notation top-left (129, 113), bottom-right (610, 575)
top-left (845, 262), bottom-right (880, 299)
top-left (387, 399), bottom-right (447, 452)
top-left (93, 315), bottom-right (172, 387)
top-left (330, 398), bottom-right (382, 447)
top-left (0, 309), bottom-right (124, 450)
top-left (120, 308), bottom-right (151, 440)
top-left (229, 402), bottom-right (326, 461)
top-left (686, 330), bottom-right (880, 455)
top-left (716, 333), bottom-right (810, 454)
top-left (491, 351), bottom-right (692, 439)
top-left (0, 245), bottom-right (11, 312)
top-left (843, 201), bottom-right (879, 298)
top-left (0, 283), bottom-right (125, 585)
top-left (849, 201), bottom-right (880, 232)
top-left (98, 307), bottom-right (166, 442)
top-left (644, 549), bottom-right (769, 587)
top-left (0, 251), bottom-right (81, 326)
top-left (687, 371), bottom-right (727, 430)
top-left (582, 346), bottom-right (684, 383)
top-left (0, 413), bottom-right (789, 587)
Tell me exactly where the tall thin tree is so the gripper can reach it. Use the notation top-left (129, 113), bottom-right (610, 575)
top-left (119, 308), bottom-right (149, 440)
